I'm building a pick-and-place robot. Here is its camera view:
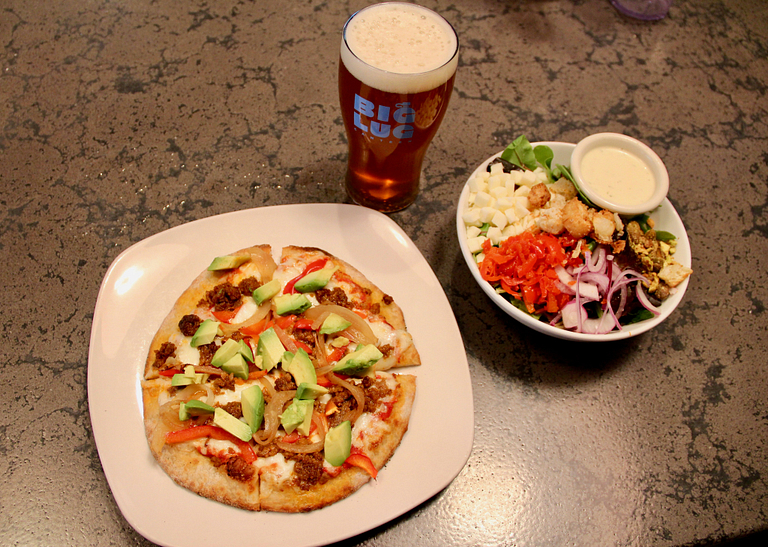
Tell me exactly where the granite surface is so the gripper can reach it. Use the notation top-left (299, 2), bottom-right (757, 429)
top-left (1, 0), bottom-right (767, 546)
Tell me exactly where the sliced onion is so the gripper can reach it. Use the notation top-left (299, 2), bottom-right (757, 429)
top-left (250, 247), bottom-right (277, 282)
top-left (276, 412), bottom-right (327, 453)
top-left (220, 302), bottom-right (271, 336)
top-left (304, 305), bottom-right (377, 345)
top-left (273, 324), bottom-right (298, 353)
top-left (276, 438), bottom-right (324, 453)
top-left (158, 400), bottom-right (187, 430)
top-left (588, 247), bottom-right (607, 273)
top-left (636, 284), bottom-right (661, 316)
top-left (581, 312), bottom-right (617, 334)
top-left (254, 390), bottom-right (294, 446)
top-left (327, 373), bottom-right (365, 425)
top-left (561, 300), bottom-right (587, 330)
top-left (579, 272), bottom-right (610, 295)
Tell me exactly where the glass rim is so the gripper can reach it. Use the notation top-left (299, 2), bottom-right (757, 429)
top-left (342, 2), bottom-right (459, 78)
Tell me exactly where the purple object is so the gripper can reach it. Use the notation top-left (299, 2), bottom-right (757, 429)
top-left (611, 0), bottom-right (672, 20)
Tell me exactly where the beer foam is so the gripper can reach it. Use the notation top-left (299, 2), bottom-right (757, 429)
top-left (341, 2), bottom-right (458, 94)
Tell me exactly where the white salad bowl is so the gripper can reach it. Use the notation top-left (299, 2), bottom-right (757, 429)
top-left (456, 141), bottom-right (692, 342)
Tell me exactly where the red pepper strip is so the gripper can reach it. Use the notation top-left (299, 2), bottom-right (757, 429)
top-left (165, 425), bottom-right (256, 463)
top-left (275, 314), bottom-right (297, 330)
top-left (294, 318), bottom-right (315, 330)
top-left (317, 375), bottom-right (332, 388)
top-left (248, 370), bottom-right (268, 381)
top-left (241, 318), bottom-right (272, 337)
top-left (158, 368), bottom-right (179, 377)
top-left (283, 259), bottom-right (328, 294)
top-left (294, 339), bottom-right (313, 354)
top-left (212, 307), bottom-right (241, 323)
top-left (344, 452), bottom-right (378, 479)
top-left (327, 347), bottom-right (346, 363)
top-left (479, 232), bottom-right (582, 315)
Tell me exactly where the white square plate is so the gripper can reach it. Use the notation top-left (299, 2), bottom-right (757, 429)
top-left (88, 203), bottom-right (474, 547)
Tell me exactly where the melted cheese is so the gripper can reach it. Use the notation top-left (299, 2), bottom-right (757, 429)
top-left (256, 453), bottom-right (295, 486)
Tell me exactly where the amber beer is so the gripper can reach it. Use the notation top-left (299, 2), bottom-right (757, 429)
top-left (339, 2), bottom-right (459, 212)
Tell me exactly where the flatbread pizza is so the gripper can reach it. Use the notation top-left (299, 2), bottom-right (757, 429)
top-left (141, 245), bottom-right (419, 512)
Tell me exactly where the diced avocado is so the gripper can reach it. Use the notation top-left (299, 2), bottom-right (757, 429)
top-left (294, 267), bottom-right (337, 293)
top-left (280, 398), bottom-right (314, 435)
top-left (179, 399), bottom-right (215, 421)
top-left (171, 364), bottom-right (207, 386)
top-left (273, 293), bottom-right (311, 316)
top-left (296, 382), bottom-right (329, 400)
top-left (190, 319), bottom-right (222, 347)
top-left (319, 312), bottom-right (352, 335)
top-left (324, 420), bottom-right (352, 467)
top-left (252, 279), bottom-right (281, 305)
top-left (283, 348), bottom-right (317, 386)
top-left (211, 338), bottom-right (241, 368)
top-left (213, 407), bottom-right (253, 442)
top-left (170, 374), bottom-right (194, 387)
top-left (241, 384), bottom-right (265, 433)
top-left (257, 327), bottom-right (285, 371)
top-left (333, 344), bottom-right (383, 375)
top-left (207, 255), bottom-right (250, 271)
top-left (238, 339), bottom-right (254, 363)
top-left (330, 335), bottom-right (350, 348)
top-left (221, 353), bottom-right (249, 380)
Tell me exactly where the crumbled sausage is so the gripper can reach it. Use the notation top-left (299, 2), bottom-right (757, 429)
top-left (362, 376), bottom-right (392, 413)
top-left (153, 342), bottom-right (176, 369)
top-left (293, 328), bottom-right (315, 349)
top-left (199, 282), bottom-right (242, 311)
top-left (226, 456), bottom-right (255, 482)
top-left (238, 276), bottom-right (261, 296)
top-left (382, 294), bottom-right (393, 305)
top-left (178, 314), bottom-right (202, 337)
top-left (213, 372), bottom-right (236, 391)
top-left (287, 452), bottom-right (324, 490)
top-left (326, 383), bottom-right (357, 428)
top-left (219, 401), bottom-right (243, 419)
top-left (197, 342), bottom-right (218, 367)
top-left (315, 287), bottom-right (350, 308)
top-left (274, 373), bottom-right (297, 392)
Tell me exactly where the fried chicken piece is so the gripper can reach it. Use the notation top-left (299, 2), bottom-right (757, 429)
top-left (562, 198), bottom-right (593, 239)
top-left (591, 209), bottom-right (616, 244)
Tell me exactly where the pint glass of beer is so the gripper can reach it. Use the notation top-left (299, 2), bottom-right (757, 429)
top-left (339, 2), bottom-right (459, 212)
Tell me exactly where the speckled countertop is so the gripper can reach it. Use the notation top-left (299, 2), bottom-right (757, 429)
top-left (1, 0), bottom-right (767, 546)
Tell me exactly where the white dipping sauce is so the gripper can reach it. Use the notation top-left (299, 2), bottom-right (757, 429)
top-left (580, 146), bottom-right (656, 206)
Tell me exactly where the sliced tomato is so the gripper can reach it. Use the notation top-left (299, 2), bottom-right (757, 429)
top-left (165, 425), bottom-right (256, 463)
top-left (344, 452), bottom-right (377, 479)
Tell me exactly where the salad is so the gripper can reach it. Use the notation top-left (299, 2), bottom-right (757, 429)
top-left (461, 136), bottom-right (692, 335)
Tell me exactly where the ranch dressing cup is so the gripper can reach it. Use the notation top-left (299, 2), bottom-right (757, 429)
top-left (570, 133), bottom-right (669, 216)
top-left (339, 2), bottom-right (459, 212)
